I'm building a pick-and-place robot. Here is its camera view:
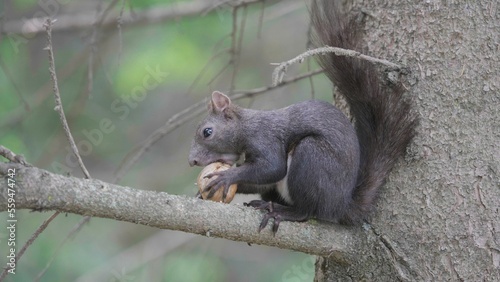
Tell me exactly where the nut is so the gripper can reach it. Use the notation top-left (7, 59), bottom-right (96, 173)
top-left (197, 162), bottom-right (237, 203)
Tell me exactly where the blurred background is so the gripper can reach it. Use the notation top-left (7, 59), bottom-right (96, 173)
top-left (0, 0), bottom-right (335, 281)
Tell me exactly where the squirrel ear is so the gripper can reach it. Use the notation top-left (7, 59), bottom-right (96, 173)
top-left (210, 91), bottom-right (231, 112)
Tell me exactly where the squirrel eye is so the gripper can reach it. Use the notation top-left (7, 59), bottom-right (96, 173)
top-left (202, 127), bottom-right (213, 138)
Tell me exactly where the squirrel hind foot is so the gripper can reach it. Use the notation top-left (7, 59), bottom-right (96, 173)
top-left (245, 200), bottom-right (310, 234)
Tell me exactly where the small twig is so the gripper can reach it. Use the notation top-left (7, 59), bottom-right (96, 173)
top-left (207, 60), bottom-right (232, 87)
top-left (85, 0), bottom-right (106, 99)
top-left (0, 212), bottom-right (59, 281)
top-left (0, 58), bottom-right (30, 112)
top-left (34, 216), bottom-right (90, 281)
top-left (191, 34), bottom-right (233, 90)
top-left (305, 22), bottom-right (315, 99)
top-left (86, 12), bottom-right (98, 99)
top-left (113, 103), bottom-right (207, 183)
top-left (15, 213), bottom-right (60, 258)
top-left (227, 4), bottom-right (251, 94)
top-left (0, 145), bottom-right (30, 166)
top-left (0, 45), bottom-right (92, 131)
top-left (228, 6), bottom-right (240, 94)
top-left (74, 231), bottom-right (195, 282)
top-left (232, 68), bottom-right (324, 99)
top-left (44, 19), bottom-right (91, 179)
top-left (186, 47), bottom-right (231, 95)
top-left (96, 0), bottom-right (120, 27)
top-left (117, 0), bottom-right (127, 67)
top-left (271, 46), bottom-right (403, 86)
top-left (256, 0), bottom-right (265, 39)
top-left (85, 0), bottom-right (120, 100)
top-left (202, 0), bottom-right (232, 16)
top-left (237, 5), bottom-right (248, 52)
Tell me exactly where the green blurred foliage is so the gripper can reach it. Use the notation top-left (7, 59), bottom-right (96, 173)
top-left (0, 0), bottom-right (323, 281)
top-left (163, 252), bottom-right (227, 282)
top-left (10, 0), bottom-right (38, 10)
top-left (129, 0), bottom-right (188, 10)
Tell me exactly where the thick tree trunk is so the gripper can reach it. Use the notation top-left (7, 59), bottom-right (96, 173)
top-left (316, 0), bottom-right (499, 280)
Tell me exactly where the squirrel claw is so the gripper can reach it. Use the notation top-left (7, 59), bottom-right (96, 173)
top-left (206, 185), bottom-right (221, 199)
top-left (258, 211), bottom-right (282, 235)
top-left (245, 200), bottom-right (281, 234)
top-left (244, 200), bottom-right (273, 211)
top-left (245, 201), bottom-right (309, 235)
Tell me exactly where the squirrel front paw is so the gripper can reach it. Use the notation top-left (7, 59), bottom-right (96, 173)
top-left (196, 162), bottom-right (237, 203)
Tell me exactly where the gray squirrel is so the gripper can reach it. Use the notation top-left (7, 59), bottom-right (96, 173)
top-left (188, 0), bottom-right (417, 233)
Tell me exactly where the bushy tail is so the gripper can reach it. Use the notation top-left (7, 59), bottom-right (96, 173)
top-left (311, 1), bottom-right (418, 223)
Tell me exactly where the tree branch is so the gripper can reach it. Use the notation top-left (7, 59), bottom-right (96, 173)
top-left (0, 162), bottom-right (365, 259)
top-left (1, 0), bottom-right (264, 36)
top-left (271, 46), bottom-right (403, 86)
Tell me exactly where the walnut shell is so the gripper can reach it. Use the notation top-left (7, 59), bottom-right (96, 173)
top-left (197, 162), bottom-right (238, 203)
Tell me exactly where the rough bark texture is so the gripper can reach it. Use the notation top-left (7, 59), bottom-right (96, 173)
top-left (315, 0), bottom-right (499, 280)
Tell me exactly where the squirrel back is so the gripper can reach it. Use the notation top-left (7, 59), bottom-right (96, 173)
top-left (311, 0), bottom-right (418, 223)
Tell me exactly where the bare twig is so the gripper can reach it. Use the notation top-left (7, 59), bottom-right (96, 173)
top-left (113, 102), bottom-right (207, 183)
top-left (86, 0), bottom-right (120, 99)
top-left (229, 6), bottom-right (240, 94)
top-left (0, 146), bottom-right (30, 166)
top-left (44, 19), bottom-right (91, 179)
top-left (0, 46), bottom-right (92, 131)
top-left (207, 61), bottom-right (232, 87)
top-left (232, 68), bottom-right (323, 99)
top-left (257, 0), bottom-right (266, 38)
top-left (186, 47), bottom-right (231, 95)
top-left (74, 231), bottom-right (195, 282)
top-left (271, 46), bottom-right (403, 86)
top-left (0, 58), bottom-right (30, 112)
top-left (0, 212), bottom-right (60, 281)
top-left (305, 22), bottom-right (316, 99)
top-left (202, 0), bottom-right (232, 16)
top-left (34, 216), bottom-right (90, 281)
top-left (234, 4), bottom-right (248, 81)
top-left (96, 0), bottom-right (120, 27)
top-left (117, 0), bottom-right (127, 66)
top-left (86, 6), bottom-right (100, 99)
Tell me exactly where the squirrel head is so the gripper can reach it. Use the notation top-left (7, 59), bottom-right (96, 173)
top-left (188, 91), bottom-right (242, 167)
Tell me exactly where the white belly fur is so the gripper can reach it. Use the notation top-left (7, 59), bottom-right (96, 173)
top-left (276, 153), bottom-right (293, 204)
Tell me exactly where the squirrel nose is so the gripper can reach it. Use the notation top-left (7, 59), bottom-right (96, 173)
top-left (188, 158), bottom-right (198, 167)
